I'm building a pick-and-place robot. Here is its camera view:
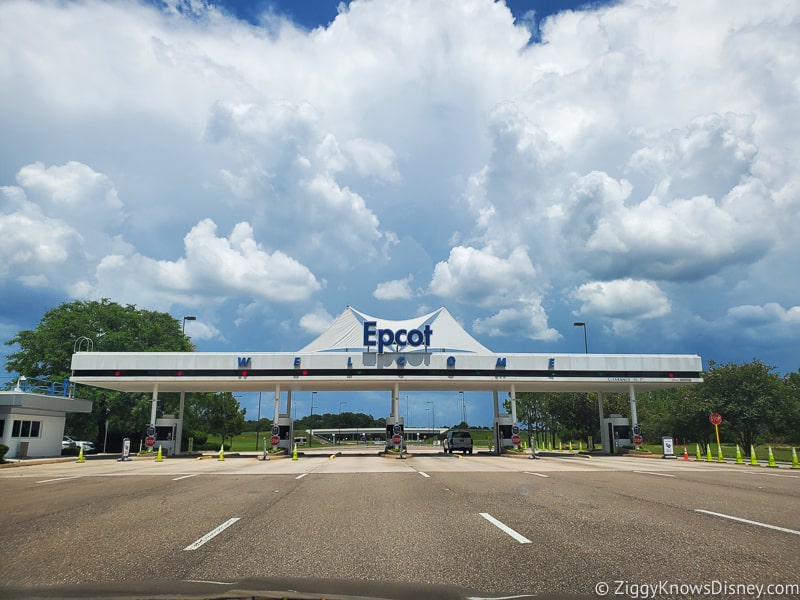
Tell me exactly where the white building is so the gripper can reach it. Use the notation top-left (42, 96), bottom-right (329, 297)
top-left (0, 377), bottom-right (92, 459)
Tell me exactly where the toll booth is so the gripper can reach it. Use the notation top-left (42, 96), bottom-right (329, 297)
top-left (493, 413), bottom-right (515, 455)
top-left (155, 415), bottom-right (180, 455)
top-left (386, 415), bottom-right (404, 450)
top-left (602, 414), bottom-right (631, 454)
top-left (271, 413), bottom-right (293, 453)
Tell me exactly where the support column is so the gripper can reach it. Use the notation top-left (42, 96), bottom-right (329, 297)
top-left (176, 391), bottom-right (186, 454)
top-left (510, 384), bottom-right (517, 423)
top-left (597, 391), bottom-right (605, 453)
top-left (287, 390), bottom-right (293, 421)
top-left (493, 390), bottom-right (499, 418)
top-left (392, 383), bottom-right (400, 419)
top-left (149, 384), bottom-right (159, 427)
top-left (629, 383), bottom-right (639, 429)
top-left (274, 385), bottom-right (281, 422)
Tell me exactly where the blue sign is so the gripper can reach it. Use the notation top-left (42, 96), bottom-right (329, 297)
top-left (238, 356), bottom-right (252, 368)
top-left (363, 321), bottom-right (433, 353)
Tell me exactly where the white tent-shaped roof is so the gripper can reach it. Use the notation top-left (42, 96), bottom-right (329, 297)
top-left (299, 306), bottom-right (492, 354)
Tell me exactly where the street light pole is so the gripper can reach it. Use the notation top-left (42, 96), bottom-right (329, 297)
top-left (310, 391), bottom-right (317, 448)
top-left (182, 315), bottom-right (196, 333)
top-left (573, 322), bottom-right (588, 353)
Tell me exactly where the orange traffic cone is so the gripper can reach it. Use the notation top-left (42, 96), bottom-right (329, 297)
top-left (683, 443), bottom-right (689, 461)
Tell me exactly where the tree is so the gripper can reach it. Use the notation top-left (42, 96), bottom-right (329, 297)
top-left (701, 359), bottom-right (786, 450)
top-left (192, 392), bottom-right (246, 446)
top-left (4, 299), bottom-right (195, 445)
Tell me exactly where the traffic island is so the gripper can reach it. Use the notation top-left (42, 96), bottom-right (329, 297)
top-left (623, 449), bottom-right (662, 459)
top-left (381, 449), bottom-right (411, 459)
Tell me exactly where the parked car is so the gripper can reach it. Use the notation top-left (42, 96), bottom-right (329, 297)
top-left (443, 430), bottom-right (473, 454)
top-left (62, 436), bottom-right (77, 450)
top-left (74, 441), bottom-right (96, 454)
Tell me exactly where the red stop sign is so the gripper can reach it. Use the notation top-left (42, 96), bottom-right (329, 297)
top-left (709, 412), bottom-right (723, 426)
top-left (511, 434), bottom-right (521, 445)
top-left (633, 434), bottom-right (643, 445)
top-left (145, 435), bottom-right (156, 448)
top-left (391, 434), bottom-right (402, 445)
top-left (270, 435), bottom-right (280, 446)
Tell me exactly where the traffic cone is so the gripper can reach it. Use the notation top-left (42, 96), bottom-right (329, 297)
top-left (683, 443), bottom-right (689, 461)
top-left (569, 441), bottom-right (573, 452)
top-left (218, 443), bottom-right (225, 461)
top-left (156, 445), bottom-right (163, 462)
top-left (548, 441), bottom-right (553, 451)
top-left (749, 445), bottom-right (759, 466)
top-left (706, 444), bottom-right (713, 462)
top-left (695, 443), bottom-right (702, 461)
top-left (791, 448), bottom-right (800, 470)
top-left (735, 444), bottom-right (744, 465)
top-left (558, 440), bottom-right (562, 451)
top-left (766, 446), bottom-right (778, 468)
top-left (292, 443), bottom-right (298, 460)
top-left (76, 446), bottom-right (85, 463)
top-left (716, 444), bottom-right (725, 463)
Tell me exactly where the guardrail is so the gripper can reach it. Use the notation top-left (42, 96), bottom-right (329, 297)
top-left (13, 376), bottom-right (71, 397)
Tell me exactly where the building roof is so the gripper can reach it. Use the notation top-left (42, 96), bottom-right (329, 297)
top-left (298, 306), bottom-right (492, 354)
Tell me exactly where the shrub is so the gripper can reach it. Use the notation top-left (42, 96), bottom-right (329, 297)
top-left (0, 443), bottom-right (8, 463)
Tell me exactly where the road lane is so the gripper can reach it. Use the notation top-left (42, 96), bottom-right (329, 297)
top-left (1, 453), bottom-right (797, 597)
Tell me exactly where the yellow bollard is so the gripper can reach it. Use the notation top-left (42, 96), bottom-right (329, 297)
top-left (766, 446), bottom-right (778, 468)
top-left (76, 446), bottom-right (85, 463)
top-left (156, 445), bottom-right (163, 462)
top-left (791, 448), bottom-right (800, 470)
top-left (734, 444), bottom-right (744, 465)
top-left (218, 443), bottom-right (225, 461)
top-left (749, 445), bottom-right (759, 466)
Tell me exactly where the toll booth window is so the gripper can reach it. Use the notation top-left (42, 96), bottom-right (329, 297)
top-left (615, 426), bottom-right (630, 439)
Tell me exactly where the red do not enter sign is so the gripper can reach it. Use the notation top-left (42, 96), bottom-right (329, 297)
top-left (709, 412), bottom-right (723, 426)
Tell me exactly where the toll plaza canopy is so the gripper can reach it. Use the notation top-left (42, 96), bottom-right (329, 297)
top-left (70, 306), bottom-right (703, 394)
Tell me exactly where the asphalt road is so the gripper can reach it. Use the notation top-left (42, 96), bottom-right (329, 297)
top-left (1, 449), bottom-right (798, 599)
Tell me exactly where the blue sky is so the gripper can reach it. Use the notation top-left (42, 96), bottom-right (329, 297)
top-left (1, 0), bottom-right (798, 427)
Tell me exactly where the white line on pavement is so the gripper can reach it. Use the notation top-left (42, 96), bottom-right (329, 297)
top-left (36, 476), bottom-right (79, 484)
top-left (172, 474), bottom-right (197, 481)
top-left (694, 509), bottom-right (800, 536)
top-left (418, 471), bottom-right (431, 478)
top-left (184, 518), bottom-right (241, 551)
top-left (739, 471), bottom-right (800, 479)
top-left (633, 471), bottom-right (675, 477)
top-left (524, 472), bottom-right (549, 478)
top-left (479, 513), bottom-right (532, 544)
top-left (296, 473), bottom-right (308, 479)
